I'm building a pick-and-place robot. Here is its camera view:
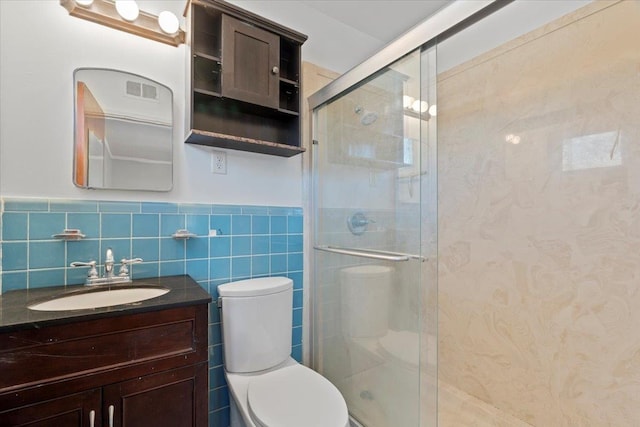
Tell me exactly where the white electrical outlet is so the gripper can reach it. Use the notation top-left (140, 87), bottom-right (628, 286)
top-left (211, 150), bottom-right (227, 174)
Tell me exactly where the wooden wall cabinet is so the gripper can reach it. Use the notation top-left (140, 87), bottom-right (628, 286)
top-left (0, 305), bottom-right (208, 427)
top-left (185, 0), bottom-right (307, 157)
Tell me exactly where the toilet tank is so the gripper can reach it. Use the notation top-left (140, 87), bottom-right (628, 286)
top-left (218, 277), bottom-right (293, 373)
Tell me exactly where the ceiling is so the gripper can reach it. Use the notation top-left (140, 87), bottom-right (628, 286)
top-left (299, 0), bottom-right (452, 44)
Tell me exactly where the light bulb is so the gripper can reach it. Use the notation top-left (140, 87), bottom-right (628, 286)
top-left (428, 104), bottom-right (437, 116)
top-left (158, 11), bottom-right (180, 35)
top-left (115, 0), bottom-right (139, 22)
top-left (76, 0), bottom-right (94, 6)
top-left (412, 100), bottom-right (428, 113)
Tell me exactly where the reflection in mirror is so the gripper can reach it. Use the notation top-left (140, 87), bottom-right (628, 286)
top-left (73, 68), bottom-right (173, 191)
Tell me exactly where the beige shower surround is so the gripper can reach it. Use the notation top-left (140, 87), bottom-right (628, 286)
top-left (437, 1), bottom-right (640, 425)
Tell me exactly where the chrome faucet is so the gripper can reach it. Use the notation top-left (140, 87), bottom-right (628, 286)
top-left (71, 248), bottom-right (143, 286)
top-left (104, 248), bottom-right (115, 278)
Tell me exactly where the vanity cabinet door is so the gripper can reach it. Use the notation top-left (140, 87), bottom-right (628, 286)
top-left (1, 388), bottom-right (101, 427)
top-left (102, 363), bottom-right (208, 427)
top-left (221, 13), bottom-right (280, 109)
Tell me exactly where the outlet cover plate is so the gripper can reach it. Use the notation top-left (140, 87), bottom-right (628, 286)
top-left (211, 150), bottom-right (227, 174)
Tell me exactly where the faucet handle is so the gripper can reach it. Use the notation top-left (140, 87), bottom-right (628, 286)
top-left (347, 212), bottom-right (375, 236)
top-left (70, 260), bottom-right (99, 279)
top-left (118, 258), bottom-right (143, 276)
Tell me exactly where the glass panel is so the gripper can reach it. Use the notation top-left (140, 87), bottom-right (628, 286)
top-left (312, 47), bottom-right (436, 427)
top-left (419, 44), bottom-right (438, 427)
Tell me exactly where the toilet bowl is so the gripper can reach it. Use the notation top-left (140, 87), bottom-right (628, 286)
top-left (226, 358), bottom-right (349, 427)
top-left (218, 277), bottom-right (349, 427)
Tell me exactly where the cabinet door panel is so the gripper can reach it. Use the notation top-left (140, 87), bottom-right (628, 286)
top-left (1, 388), bottom-right (100, 427)
top-left (103, 364), bottom-right (207, 427)
top-left (221, 14), bottom-right (279, 108)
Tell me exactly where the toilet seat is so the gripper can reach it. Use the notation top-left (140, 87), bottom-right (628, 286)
top-left (247, 364), bottom-right (349, 427)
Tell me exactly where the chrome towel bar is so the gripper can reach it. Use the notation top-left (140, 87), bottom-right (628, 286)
top-left (313, 245), bottom-right (424, 262)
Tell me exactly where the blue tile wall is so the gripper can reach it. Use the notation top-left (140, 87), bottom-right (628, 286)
top-left (0, 197), bottom-right (304, 427)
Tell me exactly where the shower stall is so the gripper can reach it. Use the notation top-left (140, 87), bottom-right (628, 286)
top-left (310, 1), bottom-right (640, 426)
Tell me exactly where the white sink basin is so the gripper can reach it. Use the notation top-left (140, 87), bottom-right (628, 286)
top-left (28, 286), bottom-right (170, 311)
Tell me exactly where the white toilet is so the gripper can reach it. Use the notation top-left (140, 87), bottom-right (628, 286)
top-left (218, 277), bottom-right (349, 427)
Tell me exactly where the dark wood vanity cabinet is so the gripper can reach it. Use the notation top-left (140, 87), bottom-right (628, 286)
top-left (185, 0), bottom-right (307, 157)
top-left (1, 389), bottom-right (101, 426)
top-left (105, 364), bottom-right (207, 427)
top-left (0, 304), bottom-right (209, 427)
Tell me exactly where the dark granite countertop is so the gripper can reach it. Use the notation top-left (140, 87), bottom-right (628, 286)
top-left (0, 275), bottom-right (212, 332)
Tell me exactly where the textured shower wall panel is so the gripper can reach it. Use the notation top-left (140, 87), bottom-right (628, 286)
top-left (438, 1), bottom-right (640, 425)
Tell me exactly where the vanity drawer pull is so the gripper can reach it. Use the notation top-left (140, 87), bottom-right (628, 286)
top-left (89, 409), bottom-right (95, 427)
top-left (108, 405), bottom-right (115, 427)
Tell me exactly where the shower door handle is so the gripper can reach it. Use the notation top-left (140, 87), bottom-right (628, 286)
top-left (314, 245), bottom-right (424, 262)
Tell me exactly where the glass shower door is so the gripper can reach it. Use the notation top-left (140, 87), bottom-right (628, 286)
top-left (312, 47), bottom-right (436, 427)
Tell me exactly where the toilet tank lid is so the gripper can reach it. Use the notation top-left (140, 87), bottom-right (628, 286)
top-left (218, 277), bottom-right (293, 297)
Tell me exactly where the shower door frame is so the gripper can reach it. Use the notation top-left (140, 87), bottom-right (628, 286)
top-left (307, 0), bottom-right (508, 425)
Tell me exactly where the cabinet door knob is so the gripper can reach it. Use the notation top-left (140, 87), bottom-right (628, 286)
top-left (271, 66), bottom-right (279, 75)
top-left (89, 410), bottom-right (95, 427)
top-left (108, 405), bottom-right (115, 427)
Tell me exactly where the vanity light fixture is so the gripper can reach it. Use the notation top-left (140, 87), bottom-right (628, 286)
top-left (60, 0), bottom-right (185, 46)
top-left (403, 95), bottom-right (430, 114)
top-left (403, 95), bottom-right (433, 120)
